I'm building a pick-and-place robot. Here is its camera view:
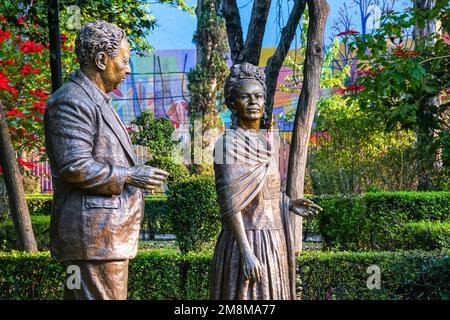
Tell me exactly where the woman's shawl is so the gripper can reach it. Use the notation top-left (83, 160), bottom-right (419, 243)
top-left (214, 128), bottom-right (273, 217)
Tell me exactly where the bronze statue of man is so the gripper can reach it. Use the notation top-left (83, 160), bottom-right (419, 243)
top-left (210, 62), bottom-right (321, 300)
top-left (44, 21), bottom-right (168, 300)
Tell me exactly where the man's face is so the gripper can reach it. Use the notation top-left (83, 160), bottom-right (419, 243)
top-left (102, 38), bottom-right (131, 93)
top-left (232, 79), bottom-right (265, 121)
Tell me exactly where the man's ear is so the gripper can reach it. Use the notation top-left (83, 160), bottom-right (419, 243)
top-left (95, 52), bottom-right (108, 71)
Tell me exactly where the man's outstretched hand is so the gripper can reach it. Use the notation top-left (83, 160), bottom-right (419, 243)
top-left (289, 197), bottom-right (323, 217)
top-left (126, 165), bottom-right (169, 190)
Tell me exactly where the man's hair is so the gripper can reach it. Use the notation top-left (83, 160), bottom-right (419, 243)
top-left (75, 20), bottom-right (127, 67)
top-left (224, 62), bottom-right (267, 108)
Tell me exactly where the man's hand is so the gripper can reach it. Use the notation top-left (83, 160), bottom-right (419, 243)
top-left (125, 165), bottom-right (169, 191)
top-left (289, 197), bottom-right (323, 217)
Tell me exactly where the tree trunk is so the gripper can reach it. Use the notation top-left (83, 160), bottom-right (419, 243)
top-left (0, 102), bottom-right (37, 252)
top-left (242, 0), bottom-right (272, 65)
top-left (263, 0), bottom-right (307, 129)
top-left (413, 0), bottom-right (438, 191)
top-left (48, 0), bottom-right (63, 92)
top-left (286, 0), bottom-right (329, 252)
top-left (221, 0), bottom-right (245, 64)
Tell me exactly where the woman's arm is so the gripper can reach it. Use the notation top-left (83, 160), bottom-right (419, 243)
top-left (224, 212), bottom-right (262, 283)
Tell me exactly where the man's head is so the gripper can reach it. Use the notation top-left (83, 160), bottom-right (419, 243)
top-left (75, 21), bottom-right (131, 93)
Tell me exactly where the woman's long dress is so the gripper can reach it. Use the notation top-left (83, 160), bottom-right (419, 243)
top-left (209, 128), bottom-right (294, 300)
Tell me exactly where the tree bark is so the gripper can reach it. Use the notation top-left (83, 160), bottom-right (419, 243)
top-left (0, 102), bottom-right (37, 252)
top-left (286, 0), bottom-right (329, 252)
top-left (48, 0), bottom-right (63, 92)
top-left (242, 0), bottom-right (272, 65)
top-left (221, 0), bottom-right (245, 64)
top-left (263, 0), bottom-right (307, 129)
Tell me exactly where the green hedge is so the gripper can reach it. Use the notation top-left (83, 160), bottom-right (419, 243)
top-left (167, 174), bottom-right (221, 254)
top-left (143, 196), bottom-right (171, 239)
top-left (317, 192), bottom-right (450, 251)
top-left (401, 221), bottom-right (450, 251)
top-left (0, 216), bottom-right (50, 251)
top-left (0, 250), bottom-right (448, 300)
top-left (26, 194), bottom-right (53, 216)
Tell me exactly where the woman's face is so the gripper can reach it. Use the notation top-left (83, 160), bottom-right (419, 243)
top-left (231, 79), bottom-right (265, 122)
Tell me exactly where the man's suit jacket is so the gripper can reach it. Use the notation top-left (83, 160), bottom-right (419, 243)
top-left (44, 70), bottom-right (144, 261)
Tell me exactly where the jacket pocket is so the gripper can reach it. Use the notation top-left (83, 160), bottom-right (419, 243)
top-left (84, 195), bottom-right (121, 209)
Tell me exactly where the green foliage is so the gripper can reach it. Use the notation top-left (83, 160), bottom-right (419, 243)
top-left (0, 215), bottom-right (50, 251)
top-left (130, 111), bottom-right (178, 158)
top-left (317, 192), bottom-right (450, 251)
top-left (142, 196), bottom-right (172, 239)
top-left (188, 0), bottom-right (228, 122)
top-left (146, 156), bottom-right (189, 187)
top-left (341, 3), bottom-right (450, 189)
top-left (297, 250), bottom-right (450, 300)
top-left (1, 250), bottom-right (449, 300)
top-left (167, 174), bottom-right (221, 254)
top-left (25, 194), bottom-right (53, 216)
top-left (401, 220), bottom-right (450, 251)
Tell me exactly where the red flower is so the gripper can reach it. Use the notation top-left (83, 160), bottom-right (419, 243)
top-left (18, 157), bottom-right (36, 170)
top-left (19, 41), bottom-right (45, 53)
top-left (29, 88), bottom-right (48, 99)
top-left (392, 45), bottom-right (419, 58)
top-left (5, 107), bottom-right (26, 117)
top-left (60, 33), bottom-right (68, 43)
top-left (0, 59), bottom-right (14, 65)
top-left (0, 72), bottom-right (18, 94)
top-left (30, 101), bottom-right (46, 114)
top-left (356, 68), bottom-right (377, 77)
top-left (336, 29), bottom-right (360, 37)
top-left (17, 16), bottom-right (26, 25)
top-left (341, 84), bottom-right (365, 94)
top-left (0, 30), bottom-right (11, 42)
top-left (0, 15), bottom-right (7, 22)
top-left (20, 64), bottom-right (41, 74)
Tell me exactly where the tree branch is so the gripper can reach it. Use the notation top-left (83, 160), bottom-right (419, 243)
top-left (263, 0), bottom-right (307, 129)
top-left (221, 0), bottom-right (245, 64)
top-left (286, 0), bottom-right (330, 251)
top-left (242, 0), bottom-right (272, 65)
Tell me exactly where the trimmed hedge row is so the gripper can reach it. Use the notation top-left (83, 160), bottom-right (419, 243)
top-left (0, 249), bottom-right (448, 300)
top-left (297, 250), bottom-right (450, 300)
top-left (401, 221), bottom-right (450, 251)
top-left (0, 216), bottom-right (50, 251)
top-left (316, 192), bottom-right (450, 251)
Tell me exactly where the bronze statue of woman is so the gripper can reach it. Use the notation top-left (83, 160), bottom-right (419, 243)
top-left (209, 62), bottom-right (321, 300)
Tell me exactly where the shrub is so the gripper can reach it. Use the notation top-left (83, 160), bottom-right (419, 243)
top-left (145, 156), bottom-right (190, 187)
top-left (297, 250), bottom-right (450, 300)
top-left (401, 221), bottom-right (450, 251)
top-left (26, 194), bottom-right (53, 216)
top-left (316, 192), bottom-right (450, 251)
top-left (0, 250), bottom-right (448, 300)
top-left (142, 196), bottom-right (171, 239)
top-left (167, 174), bottom-right (221, 254)
top-left (0, 215), bottom-right (50, 251)
top-left (129, 111), bottom-right (178, 158)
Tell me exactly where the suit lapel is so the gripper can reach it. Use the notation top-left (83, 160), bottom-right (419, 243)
top-left (69, 70), bottom-right (138, 166)
top-left (101, 101), bottom-right (138, 165)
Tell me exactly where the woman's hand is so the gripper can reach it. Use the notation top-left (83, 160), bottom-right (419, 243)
top-left (289, 197), bottom-right (323, 217)
top-left (241, 249), bottom-right (262, 283)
